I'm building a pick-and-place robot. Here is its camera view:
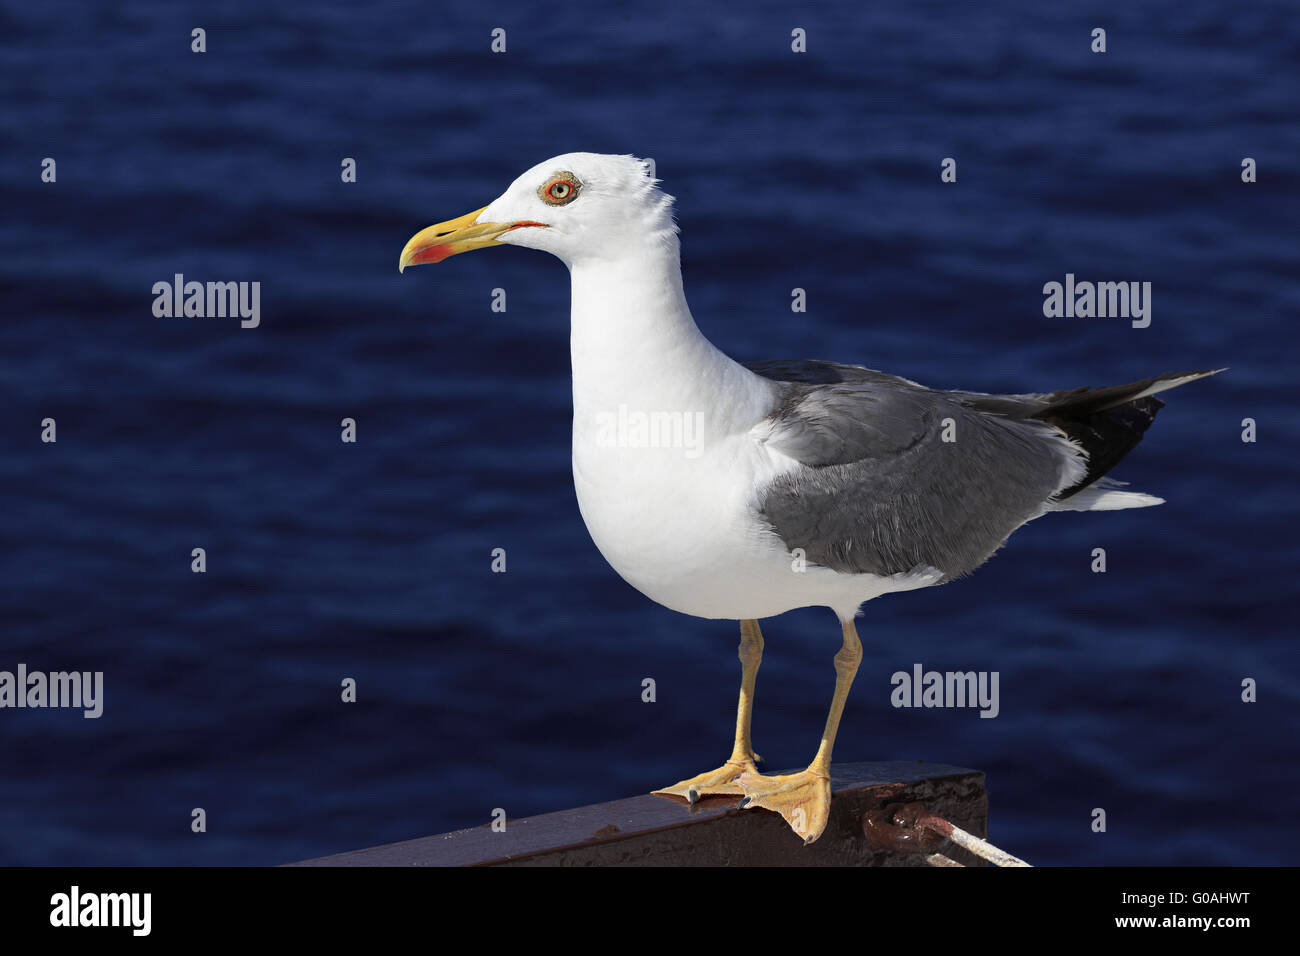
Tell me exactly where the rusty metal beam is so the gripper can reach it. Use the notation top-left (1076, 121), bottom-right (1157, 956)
top-left (289, 761), bottom-right (986, 867)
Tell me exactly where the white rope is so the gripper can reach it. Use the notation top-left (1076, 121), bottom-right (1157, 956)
top-left (915, 817), bottom-right (1031, 867)
top-left (867, 801), bottom-right (1033, 867)
top-left (938, 823), bottom-right (1031, 867)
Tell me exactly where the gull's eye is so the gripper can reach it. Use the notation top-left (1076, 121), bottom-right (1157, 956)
top-left (539, 172), bottom-right (581, 205)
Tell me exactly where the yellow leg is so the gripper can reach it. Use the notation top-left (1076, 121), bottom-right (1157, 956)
top-left (736, 617), bottom-right (862, 844)
top-left (653, 619), bottom-right (765, 803)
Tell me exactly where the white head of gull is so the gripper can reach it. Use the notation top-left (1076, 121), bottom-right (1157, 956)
top-left (400, 152), bottom-right (1220, 843)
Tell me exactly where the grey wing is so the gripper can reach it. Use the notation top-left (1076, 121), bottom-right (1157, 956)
top-left (747, 361), bottom-right (1080, 580)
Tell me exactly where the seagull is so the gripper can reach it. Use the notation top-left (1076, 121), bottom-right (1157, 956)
top-left (399, 153), bottom-right (1219, 844)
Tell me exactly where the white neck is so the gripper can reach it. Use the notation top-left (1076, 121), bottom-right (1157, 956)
top-left (567, 238), bottom-right (773, 431)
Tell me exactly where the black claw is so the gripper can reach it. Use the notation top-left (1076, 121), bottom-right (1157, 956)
top-left (737, 796), bottom-right (752, 809)
top-left (686, 787), bottom-right (699, 805)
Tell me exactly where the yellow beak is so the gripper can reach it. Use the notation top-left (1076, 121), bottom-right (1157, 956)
top-left (398, 206), bottom-right (545, 272)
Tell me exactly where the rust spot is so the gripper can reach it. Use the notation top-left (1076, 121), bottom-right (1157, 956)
top-left (861, 801), bottom-right (945, 854)
top-left (593, 824), bottom-right (621, 838)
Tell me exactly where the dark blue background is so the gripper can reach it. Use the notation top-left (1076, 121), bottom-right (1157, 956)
top-left (1, 0), bottom-right (1296, 865)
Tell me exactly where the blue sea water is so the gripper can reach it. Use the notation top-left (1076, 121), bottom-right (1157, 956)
top-left (0, 0), bottom-right (1297, 866)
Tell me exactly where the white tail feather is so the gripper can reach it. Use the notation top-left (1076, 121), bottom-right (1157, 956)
top-left (1049, 477), bottom-right (1164, 512)
top-left (1118, 368), bottom-right (1226, 406)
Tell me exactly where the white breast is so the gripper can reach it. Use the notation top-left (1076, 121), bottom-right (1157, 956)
top-left (564, 242), bottom-right (937, 622)
top-left (572, 421), bottom-right (778, 618)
